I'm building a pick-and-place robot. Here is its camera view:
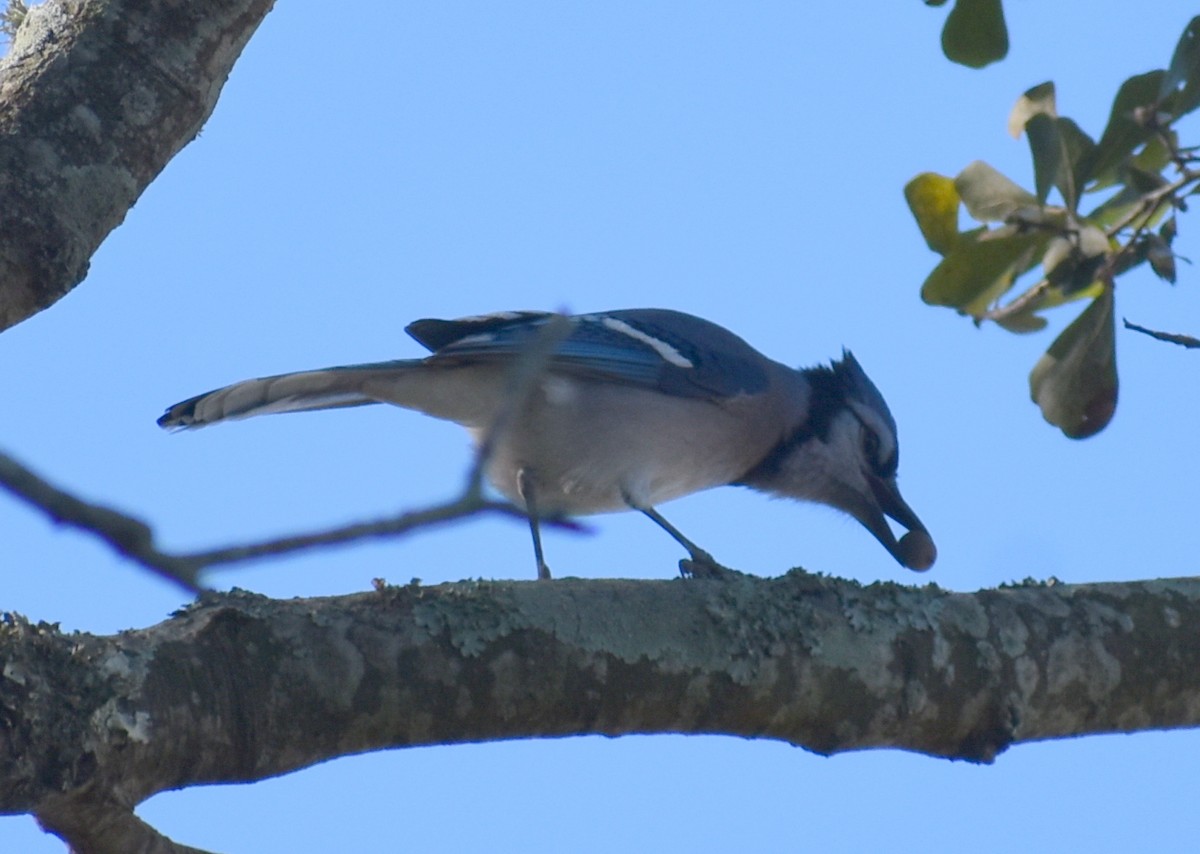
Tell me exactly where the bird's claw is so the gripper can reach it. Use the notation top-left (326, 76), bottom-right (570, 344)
top-left (678, 553), bottom-right (740, 580)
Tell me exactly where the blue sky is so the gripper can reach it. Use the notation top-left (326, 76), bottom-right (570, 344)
top-left (4, 3), bottom-right (1200, 851)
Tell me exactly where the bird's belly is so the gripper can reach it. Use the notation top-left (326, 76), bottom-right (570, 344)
top-left (485, 447), bottom-right (734, 515)
top-left (472, 381), bottom-right (763, 515)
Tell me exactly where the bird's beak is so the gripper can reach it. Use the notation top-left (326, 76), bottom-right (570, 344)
top-left (859, 473), bottom-right (937, 571)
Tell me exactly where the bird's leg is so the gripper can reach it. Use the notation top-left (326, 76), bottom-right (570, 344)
top-left (627, 499), bottom-right (738, 580)
top-left (517, 468), bottom-right (552, 580)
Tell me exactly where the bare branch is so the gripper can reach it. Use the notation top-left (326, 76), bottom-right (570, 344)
top-left (185, 495), bottom-right (581, 569)
top-left (0, 450), bottom-right (584, 588)
top-left (0, 451), bottom-right (204, 592)
top-left (1123, 318), bottom-right (1200, 348)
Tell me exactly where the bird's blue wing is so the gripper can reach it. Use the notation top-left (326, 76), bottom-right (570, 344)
top-left (405, 309), bottom-right (771, 400)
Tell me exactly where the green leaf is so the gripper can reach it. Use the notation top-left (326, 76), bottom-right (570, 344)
top-left (955, 160), bottom-right (1039, 222)
top-left (1125, 165), bottom-right (1171, 201)
top-left (1024, 115), bottom-right (1101, 209)
top-left (1025, 114), bottom-right (1062, 205)
top-left (1053, 118), bottom-right (1097, 209)
top-left (1160, 215), bottom-right (1177, 244)
top-left (904, 173), bottom-right (961, 255)
top-left (1029, 288), bottom-right (1118, 439)
top-left (1088, 167), bottom-right (1172, 237)
top-left (1145, 233), bottom-right (1177, 283)
top-left (994, 311), bottom-right (1049, 333)
top-left (921, 227), bottom-right (1046, 315)
top-left (1089, 71), bottom-right (1165, 185)
top-left (1160, 16), bottom-right (1200, 119)
top-left (941, 0), bottom-right (1008, 69)
top-left (1086, 185), bottom-right (1143, 229)
top-left (1087, 172), bottom-right (1160, 229)
top-left (1008, 81), bottom-right (1057, 138)
top-left (1129, 130), bottom-right (1176, 175)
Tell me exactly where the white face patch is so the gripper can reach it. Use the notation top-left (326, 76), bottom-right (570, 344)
top-left (589, 316), bottom-right (694, 368)
top-left (792, 409), bottom-right (875, 507)
top-left (846, 400), bottom-right (896, 465)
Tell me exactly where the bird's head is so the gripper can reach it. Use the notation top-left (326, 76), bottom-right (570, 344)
top-left (740, 351), bottom-right (936, 571)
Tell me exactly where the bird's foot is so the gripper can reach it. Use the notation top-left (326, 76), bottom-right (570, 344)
top-left (678, 552), bottom-right (741, 580)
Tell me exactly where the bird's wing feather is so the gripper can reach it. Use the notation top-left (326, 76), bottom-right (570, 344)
top-left (405, 309), bottom-right (771, 400)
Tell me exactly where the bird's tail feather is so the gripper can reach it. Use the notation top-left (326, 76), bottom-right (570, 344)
top-left (157, 360), bottom-right (420, 429)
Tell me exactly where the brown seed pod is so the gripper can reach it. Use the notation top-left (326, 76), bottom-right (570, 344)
top-left (898, 529), bottom-right (937, 571)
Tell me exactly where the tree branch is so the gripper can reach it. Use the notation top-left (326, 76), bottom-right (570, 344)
top-left (37, 792), bottom-right (215, 854)
top-left (0, 449), bottom-right (584, 591)
top-left (0, 451), bottom-right (205, 591)
top-left (1123, 317), bottom-right (1200, 348)
top-left (4, 573), bottom-right (1200, 850)
top-left (0, 0), bottom-right (276, 331)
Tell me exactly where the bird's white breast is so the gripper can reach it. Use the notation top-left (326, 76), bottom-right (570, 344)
top-left (474, 376), bottom-right (771, 515)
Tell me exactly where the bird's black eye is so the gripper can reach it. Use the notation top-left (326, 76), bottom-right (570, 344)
top-left (862, 428), bottom-right (880, 464)
top-left (861, 427), bottom-right (897, 478)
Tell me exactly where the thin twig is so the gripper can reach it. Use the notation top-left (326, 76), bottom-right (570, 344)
top-left (0, 451), bottom-right (204, 592)
top-left (188, 498), bottom-right (583, 567)
top-left (1103, 172), bottom-right (1194, 235)
top-left (465, 312), bottom-right (574, 496)
top-left (1122, 318), bottom-right (1200, 348)
top-left (1, 449), bottom-right (585, 588)
top-left (981, 278), bottom-right (1054, 325)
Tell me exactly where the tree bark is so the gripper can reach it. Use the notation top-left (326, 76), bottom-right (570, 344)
top-left (0, 0), bottom-right (275, 331)
top-left (3, 572), bottom-right (1200, 852)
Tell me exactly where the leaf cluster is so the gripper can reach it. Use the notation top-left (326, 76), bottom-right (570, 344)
top-left (905, 16), bottom-right (1200, 437)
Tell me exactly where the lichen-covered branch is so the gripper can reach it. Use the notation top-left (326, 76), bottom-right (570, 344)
top-left (4, 573), bottom-right (1200, 851)
top-left (0, 0), bottom-right (276, 331)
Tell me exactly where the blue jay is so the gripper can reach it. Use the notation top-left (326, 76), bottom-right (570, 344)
top-left (158, 309), bottom-right (936, 578)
